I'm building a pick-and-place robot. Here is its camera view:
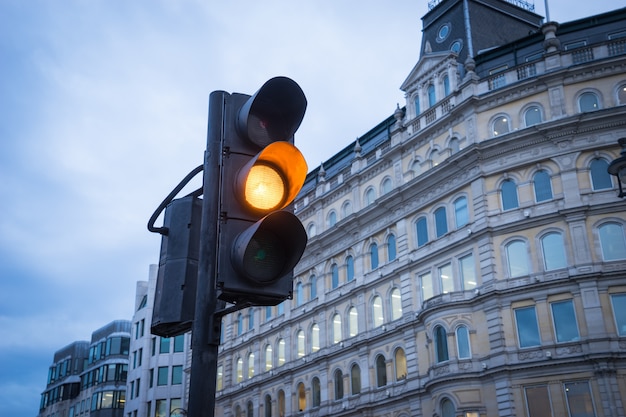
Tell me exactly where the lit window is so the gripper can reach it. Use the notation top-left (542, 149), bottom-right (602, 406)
top-left (373, 296), bottom-right (384, 328)
top-left (459, 254), bottom-right (477, 290)
top-left (524, 106), bottom-right (542, 127)
top-left (391, 288), bottom-right (402, 320)
top-left (541, 232), bottom-right (567, 271)
top-left (501, 179), bottom-right (519, 210)
top-left (348, 307), bottom-right (358, 337)
top-left (265, 345), bottom-right (272, 371)
top-left (439, 263), bottom-right (453, 294)
top-left (332, 314), bottom-right (342, 344)
top-left (435, 207), bottom-right (448, 237)
top-left (590, 158), bottom-right (612, 190)
top-left (278, 339), bottom-right (285, 366)
top-left (247, 353), bottom-right (254, 379)
top-left (311, 324), bottom-right (320, 352)
top-left (434, 325), bottom-right (449, 362)
top-left (297, 330), bottom-right (305, 357)
top-left (515, 306), bottom-right (541, 348)
top-left (421, 272), bottom-right (434, 301)
top-left (456, 325), bottom-right (471, 359)
top-left (578, 92), bottom-right (599, 112)
top-left (506, 240), bottom-right (530, 278)
top-left (236, 358), bottom-right (243, 383)
top-left (618, 84), bottom-right (626, 105)
top-left (492, 116), bottom-right (510, 136)
top-left (217, 365), bottom-right (223, 391)
top-left (533, 170), bottom-right (553, 202)
top-left (551, 300), bottom-right (579, 343)
top-left (394, 348), bottom-right (407, 380)
top-left (297, 382), bottom-right (306, 412)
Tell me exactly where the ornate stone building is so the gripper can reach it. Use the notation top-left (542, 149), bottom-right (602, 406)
top-left (216, 1), bottom-right (626, 416)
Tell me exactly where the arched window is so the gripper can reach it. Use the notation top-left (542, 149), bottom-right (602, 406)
top-left (434, 325), bottom-right (449, 363)
top-left (501, 179), bottom-right (519, 210)
top-left (265, 306), bottom-right (272, 322)
top-left (312, 377), bottom-right (321, 407)
top-left (351, 364), bottom-right (361, 395)
top-left (278, 390), bottom-right (285, 416)
top-left (430, 148), bottom-right (444, 166)
top-left (410, 159), bottom-right (421, 178)
top-left (311, 324), bottom-right (320, 353)
top-left (277, 339), bottom-right (285, 366)
top-left (341, 201), bottom-right (352, 218)
top-left (443, 75), bottom-right (451, 96)
top-left (237, 313), bottom-right (243, 336)
top-left (506, 240), bottom-right (530, 277)
top-left (234, 405), bottom-right (242, 417)
top-left (328, 210), bottom-right (337, 227)
top-left (382, 177), bottom-right (393, 194)
top-left (415, 96), bottom-right (421, 116)
top-left (217, 365), bottom-right (223, 391)
top-left (297, 382), bottom-right (306, 412)
top-left (619, 84), bottom-right (626, 105)
top-left (247, 352), bottom-right (254, 379)
top-left (346, 256), bottom-right (354, 282)
top-left (416, 217), bottom-right (429, 247)
top-left (334, 369), bottom-right (344, 400)
top-left (524, 105), bottom-right (542, 127)
top-left (332, 314), bottom-right (342, 344)
top-left (265, 345), bottom-right (272, 371)
top-left (441, 398), bottom-right (456, 417)
top-left (264, 394), bottom-right (272, 417)
top-left (541, 232), bottom-right (567, 271)
top-left (434, 206), bottom-right (448, 237)
top-left (579, 91), bottom-right (599, 112)
top-left (372, 296), bottom-right (384, 328)
top-left (428, 84), bottom-right (436, 107)
top-left (307, 222), bottom-right (316, 238)
top-left (277, 302), bottom-right (284, 316)
top-left (533, 170), bottom-right (553, 202)
top-left (391, 288), bottom-right (402, 321)
top-left (590, 158), bottom-right (613, 190)
top-left (331, 263), bottom-right (339, 289)
top-left (394, 348), bottom-right (407, 380)
top-left (387, 234), bottom-right (397, 262)
top-left (492, 115), bottom-right (510, 136)
top-left (247, 401), bottom-right (253, 417)
top-left (453, 196), bottom-right (468, 228)
top-left (297, 330), bottom-right (305, 358)
top-left (599, 222), bottom-right (626, 260)
top-left (236, 357), bottom-right (243, 383)
top-left (449, 137), bottom-right (460, 154)
top-left (365, 188), bottom-right (376, 206)
top-left (370, 243), bottom-right (379, 270)
top-left (348, 307), bottom-right (359, 337)
top-left (296, 282), bottom-right (303, 306)
top-left (310, 275), bottom-right (317, 300)
top-left (456, 325), bottom-right (471, 359)
top-left (375, 355), bottom-right (387, 387)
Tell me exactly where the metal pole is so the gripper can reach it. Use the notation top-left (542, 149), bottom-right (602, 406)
top-left (188, 91), bottom-right (226, 417)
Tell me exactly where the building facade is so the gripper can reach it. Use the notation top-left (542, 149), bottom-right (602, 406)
top-left (39, 320), bottom-right (131, 417)
top-left (215, 1), bottom-right (626, 416)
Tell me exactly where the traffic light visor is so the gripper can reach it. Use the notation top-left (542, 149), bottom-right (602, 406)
top-left (237, 141), bottom-right (308, 214)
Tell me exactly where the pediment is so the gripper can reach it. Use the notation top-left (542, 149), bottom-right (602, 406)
top-left (400, 51), bottom-right (456, 93)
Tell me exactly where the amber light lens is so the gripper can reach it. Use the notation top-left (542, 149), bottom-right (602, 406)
top-left (244, 163), bottom-right (286, 211)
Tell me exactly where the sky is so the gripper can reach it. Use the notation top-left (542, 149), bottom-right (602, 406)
top-left (0, 1), bottom-right (623, 416)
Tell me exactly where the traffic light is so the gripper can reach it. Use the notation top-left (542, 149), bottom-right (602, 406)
top-left (216, 77), bottom-right (309, 306)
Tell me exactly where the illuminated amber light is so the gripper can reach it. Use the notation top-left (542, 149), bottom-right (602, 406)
top-left (244, 163), bottom-right (286, 211)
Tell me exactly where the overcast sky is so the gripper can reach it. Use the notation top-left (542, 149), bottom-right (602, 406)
top-left (1, 1), bottom-right (623, 416)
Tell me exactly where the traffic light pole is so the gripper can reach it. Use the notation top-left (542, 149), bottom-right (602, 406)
top-left (187, 90), bottom-right (225, 417)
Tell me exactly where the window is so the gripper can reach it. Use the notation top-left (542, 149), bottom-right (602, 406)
top-left (342, 201), bottom-right (352, 218)
top-left (159, 337), bottom-right (170, 354)
top-left (524, 106), bottom-right (542, 127)
top-left (439, 263), bottom-right (453, 294)
top-left (312, 377), bottom-right (321, 407)
top-left (450, 39), bottom-right (463, 53)
top-left (236, 358), bottom-right (243, 383)
top-left (375, 355), bottom-right (387, 387)
top-left (415, 96), bottom-right (421, 116)
top-left (278, 390), bottom-right (285, 416)
top-left (525, 385), bottom-right (553, 417)
top-left (456, 325), bottom-right (471, 359)
top-left (421, 272), bottom-right (434, 301)
top-left (264, 395), bottom-right (272, 417)
top-left (311, 324), bottom-right (320, 352)
top-left (277, 339), bottom-right (285, 366)
top-left (590, 158), bottom-right (612, 190)
top-left (265, 345), bottom-right (273, 371)
top-left (454, 196), bottom-right (468, 228)
top-left (297, 382), bottom-right (306, 412)
top-left (370, 243), bottom-right (379, 269)
top-left (348, 307), bottom-right (358, 337)
top-left (157, 366), bottom-right (168, 386)
top-left (551, 300), bottom-right (579, 343)
top-left (564, 381), bottom-right (596, 417)
top-left (334, 369), bottom-right (344, 400)
top-left (434, 325), bottom-right (449, 362)
top-left (410, 159), bottom-right (421, 177)
top-left (619, 84), bottom-right (626, 105)
top-left (372, 296), bottom-right (384, 328)
top-left (449, 137), bottom-right (460, 154)
top-left (248, 309), bottom-right (254, 330)
top-left (351, 364), bottom-right (361, 395)
top-left (506, 240), bottom-right (530, 277)
top-left (541, 232), bottom-right (567, 271)
top-left (310, 275), bottom-right (317, 300)
top-left (155, 399), bottom-right (167, 417)
top-left (382, 177), bottom-right (393, 194)
top-left (599, 223), bottom-right (626, 260)
top-left (443, 75), bottom-right (450, 96)
top-left (578, 92), bottom-right (599, 112)
top-left (237, 313), bottom-right (243, 336)
top-left (346, 256), bottom-right (355, 282)
top-left (172, 365), bottom-right (183, 385)
top-left (331, 264), bottom-right (339, 289)
top-left (459, 254), bottom-right (477, 290)
top-left (515, 306), bottom-right (541, 348)
top-left (441, 398), bottom-right (456, 417)
top-left (492, 115), bottom-right (510, 136)
top-left (611, 294), bottom-right (626, 336)
top-left (435, 207), bottom-right (448, 237)
top-left (173, 335), bottom-right (184, 352)
top-left (394, 348), bottom-right (407, 380)
top-left (533, 170), bottom-right (553, 202)
top-left (365, 188), bottom-right (376, 206)
top-left (387, 234), bottom-right (397, 262)
top-left (332, 314), bottom-right (342, 344)
top-left (217, 365), bottom-right (223, 391)
top-left (265, 306), bottom-right (272, 322)
top-left (296, 282), bottom-right (303, 306)
top-left (391, 288), bottom-right (402, 321)
top-left (428, 84), bottom-right (436, 107)
top-left (416, 217), bottom-right (429, 247)
top-left (501, 179), bottom-right (519, 210)
top-left (328, 210), bottom-right (337, 227)
top-left (297, 330), bottom-right (305, 357)
top-left (307, 222), bottom-right (316, 238)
